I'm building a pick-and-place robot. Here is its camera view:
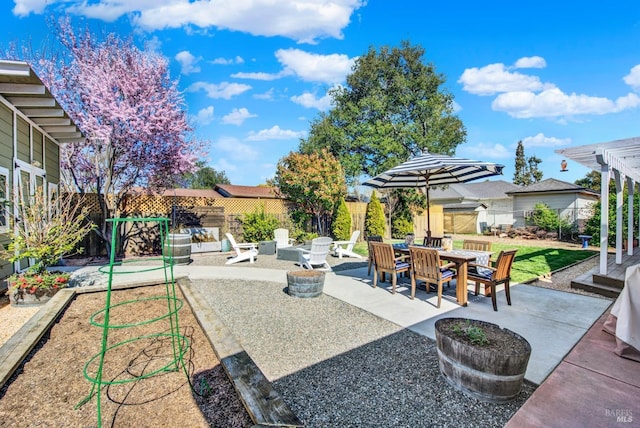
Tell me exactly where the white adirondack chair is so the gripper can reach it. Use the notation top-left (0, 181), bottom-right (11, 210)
top-left (225, 233), bottom-right (259, 264)
top-left (298, 237), bottom-right (333, 270)
top-left (332, 230), bottom-right (363, 259)
top-left (274, 228), bottom-right (295, 249)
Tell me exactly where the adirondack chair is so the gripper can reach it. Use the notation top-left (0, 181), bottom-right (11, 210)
top-left (298, 237), bottom-right (333, 270)
top-left (225, 233), bottom-right (259, 265)
top-left (274, 228), bottom-right (295, 249)
top-left (332, 230), bottom-right (363, 259)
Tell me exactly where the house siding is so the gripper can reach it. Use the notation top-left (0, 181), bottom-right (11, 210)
top-left (512, 193), bottom-right (597, 228)
top-left (33, 128), bottom-right (43, 166)
top-left (16, 116), bottom-right (29, 163)
top-left (44, 137), bottom-right (59, 183)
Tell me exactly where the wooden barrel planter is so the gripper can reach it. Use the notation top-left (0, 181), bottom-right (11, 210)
top-left (163, 233), bottom-right (192, 265)
top-left (286, 270), bottom-right (325, 298)
top-left (435, 318), bottom-right (531, 402)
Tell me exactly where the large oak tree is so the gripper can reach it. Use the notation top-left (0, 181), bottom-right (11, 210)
top-left (299, 40), bottom-right (466, 185)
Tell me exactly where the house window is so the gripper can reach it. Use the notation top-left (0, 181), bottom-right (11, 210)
top-left (0, 167), bottom-right (9, 232)
top-left (48, 183), bottom-right (59, 219)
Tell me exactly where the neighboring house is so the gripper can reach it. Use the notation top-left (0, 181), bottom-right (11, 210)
top-left (215, 184), bottom-right (281, 199)
top-left (0, 59), bottom-right (84, 279)
top-left (506, 178), bottom-right (599, 230)
top-left (428, 180), bottom-right (521, 233)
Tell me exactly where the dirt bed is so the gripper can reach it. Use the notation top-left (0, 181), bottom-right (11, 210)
top-left (0, 285), bottom-right (252, 427)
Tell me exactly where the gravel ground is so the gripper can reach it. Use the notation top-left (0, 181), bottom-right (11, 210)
top-left (191, 278), bottom-right (536, 427)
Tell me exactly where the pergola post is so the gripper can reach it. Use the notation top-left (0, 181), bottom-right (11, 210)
top-left (598, 162), bottom-right (609, 275)
top-left (614, 170), bottom-right (624, 264)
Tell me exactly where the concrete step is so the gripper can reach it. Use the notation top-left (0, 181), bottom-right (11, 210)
top-left (591, 274), bottom-right (624, 289)
top-left (571, 278), bottom-right (621, 298)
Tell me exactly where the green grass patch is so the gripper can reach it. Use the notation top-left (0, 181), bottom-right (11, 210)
top-left (453, 241), bottom-right (597, 284)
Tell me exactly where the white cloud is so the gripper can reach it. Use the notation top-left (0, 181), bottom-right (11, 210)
top-left (459, 62), bottom-right (554, 96)
top-left (291, 91), bottom-right (334, 110)
top-left (214, 136), bottom-right (258, 161)
top-left (210, 56), bottom-right (245, 65)
top-left (492, 88), bottom-right (640, 118)
top-left (48, 0), bottom-right (363, 43)
top-left (458, 142), bottom-right (512, 160)
top-left (246, 125), bottom-right (306, 141)
top-left (188, 81), bottom-right (252, 99)
top-left (212, 158), bottom-right (237, 172)
top-left (522, 133), bottom-right (571, 148)
top-left (175, 50), bottom-right (201, 74)
top-left (221, 108), bottom-right (257, 125)
top-left (196, 106), bottom-right (214, 125)
top-left (231, 71), bottom-right (285, 81)
top-left (514, 56), bottom-right (546, 69)
top-left (451, 100), bottom-right (462, 113)
top-left (12, 0), bottom-right (52, 16)
top-left (276, 48), bottom-right (354, 84)
top-left (623, 65), bottom-right (640, 91)
top-left (254, 88), bottom-right (275, 100)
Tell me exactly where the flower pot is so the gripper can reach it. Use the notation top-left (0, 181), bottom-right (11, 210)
top-left (286, 270), bottom-right (325, 298)
top-left (435, 318), bottom-right (531, 402)
top-left (8, 271), bottom-right (70, 307)
top-left (10, 287), bottom-right (59, 307)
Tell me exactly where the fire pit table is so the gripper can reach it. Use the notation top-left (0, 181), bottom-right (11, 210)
top-left (276, 245), bottom-right (310, 261)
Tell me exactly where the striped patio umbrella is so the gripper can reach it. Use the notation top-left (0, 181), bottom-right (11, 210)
top-left (363, 151), bottom-right (504, 236)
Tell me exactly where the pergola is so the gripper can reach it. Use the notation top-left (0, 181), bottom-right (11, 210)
top-left (556, 137), bottom-right (640, 275)
top-left (0, 59), bottom-right (83, 144)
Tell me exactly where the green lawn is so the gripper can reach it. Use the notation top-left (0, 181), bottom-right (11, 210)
top-left (354, 240), bottom-right (597, 285)
top-left (452, 241), bottom-right (596, 284)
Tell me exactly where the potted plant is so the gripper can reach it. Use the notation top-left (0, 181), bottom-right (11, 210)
top-left (286, 270), bottom-right (325, 298)
top-left (435, 318), bottom-right (531, 402)
top-left (7, 270), bottom-right (71, 306)
top-left (0, 186), bottom-right (95, 306)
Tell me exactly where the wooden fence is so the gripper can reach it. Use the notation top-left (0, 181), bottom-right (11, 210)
top-left (77, 194), bottom-right (373, 256)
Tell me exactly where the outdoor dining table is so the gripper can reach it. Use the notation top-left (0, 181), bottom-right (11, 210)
top-left (392, 244), bottom-right (492, 306)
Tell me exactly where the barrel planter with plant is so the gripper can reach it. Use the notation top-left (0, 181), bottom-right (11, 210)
top-left (435, 317), bottom-right (531, 402)
top-left (286, 270), bottom-right (326, 298)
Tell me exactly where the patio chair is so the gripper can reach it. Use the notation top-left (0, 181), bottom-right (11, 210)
top-left (462, 239), bottom-right (491, 252)
top-left (409, 246), bottom-right (456, 307)
top-left (333, 230), bottom-right (363, 259)
top-left (423, 236), bottom-right (443, 248)
top-left (366, 235), bottom-right (383, 275)
top-left (467, 249), bottom-right (518, 311)
top-left (274, 228), bottom-right (295, 250)
top-left (369, 241), bottom-right (410, 295)
top-left (298, 237), bottom-right (333, 270)
top-left (225, 233), bottom-right (259, 265)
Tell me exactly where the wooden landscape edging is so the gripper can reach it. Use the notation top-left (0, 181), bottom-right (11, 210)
top-left (0, 288), bottom-right (76, 389)
top-left (178, 277), bottom-right (304, 428)
top-left (0, 278), bottom-right (303, 427)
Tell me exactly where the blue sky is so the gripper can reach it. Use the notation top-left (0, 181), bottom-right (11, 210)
top-left (4, 1), bottom-right (640, 188)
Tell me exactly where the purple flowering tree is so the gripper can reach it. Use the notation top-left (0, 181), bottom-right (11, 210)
top-left (36, 20), bottom-right (203, 255)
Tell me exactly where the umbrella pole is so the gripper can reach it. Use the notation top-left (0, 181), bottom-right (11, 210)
top-left (426, 185), bottom-right (431, 239)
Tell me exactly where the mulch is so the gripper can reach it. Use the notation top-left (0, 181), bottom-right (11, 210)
top-left (0, 284), bottom-right (253, 427)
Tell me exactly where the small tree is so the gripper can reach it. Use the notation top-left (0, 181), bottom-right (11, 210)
top-left (513, 141), bottom-right (543, 186)
top-left (332, 198), bottom-right (352, 240)
top-left (274, 149), bottom-right (346, 235)
top-left (365, 192), bottom-right (386, 238)
top-left (239, 204), bottom-right (280, 243)
top-left (530, 203), bottom-right (573, 238)
top-left (0, 186), bottom-right (95, 273)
